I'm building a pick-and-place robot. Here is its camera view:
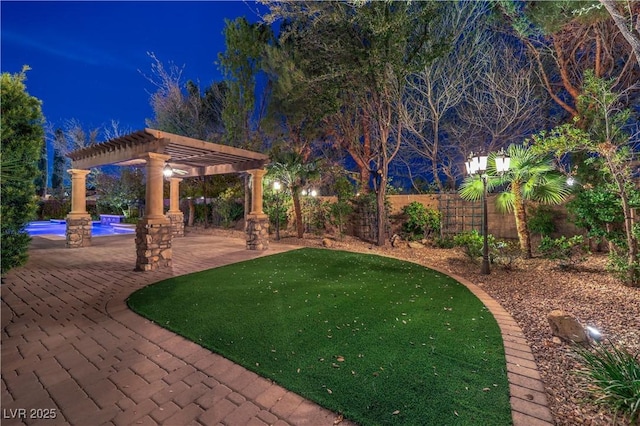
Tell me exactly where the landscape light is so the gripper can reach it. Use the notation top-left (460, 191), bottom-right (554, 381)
top-left (567, 177), bottom-right (576, 186)
top-left (586, 326), bottom-right (602, 341)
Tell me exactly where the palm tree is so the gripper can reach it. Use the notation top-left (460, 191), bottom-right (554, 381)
top-left (268, 151), bottom-right (320, 238)
top-left (459, 144), bottom-right (570, 258)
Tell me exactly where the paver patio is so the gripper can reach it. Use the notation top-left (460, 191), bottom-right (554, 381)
top-left (1, 233), bottom-right (552, 425)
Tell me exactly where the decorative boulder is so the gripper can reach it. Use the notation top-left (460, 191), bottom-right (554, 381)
top-left (322, 238), bottom-right (335, 248)
top-left (547, 310), bottom-right (588, 343)
top-left (407, 241), bottom-right (425, 249)
top-left (390, 234), bottom-right (403, 248)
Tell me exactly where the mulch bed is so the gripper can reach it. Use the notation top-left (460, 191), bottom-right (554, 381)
top-left (191, 227), bottom-right (640, 425)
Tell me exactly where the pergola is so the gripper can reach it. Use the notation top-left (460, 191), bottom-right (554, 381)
top-left (66, 129), bottom-right (271, 271)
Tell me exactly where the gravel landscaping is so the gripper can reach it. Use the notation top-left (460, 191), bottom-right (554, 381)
top-left (191, 227), bottom-right (640, 425)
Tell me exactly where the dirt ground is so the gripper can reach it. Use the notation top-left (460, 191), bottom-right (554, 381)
top-left (198, 227), bottom-right (640, 426)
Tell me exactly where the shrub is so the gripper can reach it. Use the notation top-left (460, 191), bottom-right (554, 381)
top-left (453, 230), bottom-right (495, 260)
top-left (538, 235), bottom-right (587, 269)
top-left (607, 249), bottom-right (640, 286)
top-left (329, 200), bottom-right (353, 238)
top-left (527, 205), bottom-right (557, 236)
top-left (1, 68), bottom-right (45, 274)
top-left (492, 240), bottom-right (521, 270)
top-left (434, 235), bottom-right (455, 249)
top-left (574, 341), bottom-right (640, 424)
top-left (401, 201), bottom-right (441, 241)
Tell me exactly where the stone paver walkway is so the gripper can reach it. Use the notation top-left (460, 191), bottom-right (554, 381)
top-left (2, 233), bottom-right (553, 425)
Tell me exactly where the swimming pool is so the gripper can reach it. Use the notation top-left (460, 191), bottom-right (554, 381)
top-left (26, 221), bottom-right (135, 237)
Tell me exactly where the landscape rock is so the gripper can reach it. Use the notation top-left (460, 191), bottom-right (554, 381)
top-left (407, 241), bottom-right (425, 249)
top-left (547, 310), bottom-right (588, 343)
top-left (390, 234), bottom-right (403, 248)
top-left (322, 238), bottom-right (335, 248)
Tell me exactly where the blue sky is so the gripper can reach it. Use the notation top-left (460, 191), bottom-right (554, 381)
top-left (1, 1), bottom-right (263, 135)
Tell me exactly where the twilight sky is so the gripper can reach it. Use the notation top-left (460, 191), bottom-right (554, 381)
top-left (1, 1), bottom-right (263, 137)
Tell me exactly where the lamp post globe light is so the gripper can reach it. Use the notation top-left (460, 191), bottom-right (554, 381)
top-left (465, 151), bottom-right (510, 275)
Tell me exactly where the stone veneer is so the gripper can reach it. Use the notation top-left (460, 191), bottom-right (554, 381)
top-left (135, 219), bottom-right (173, 271)
top-left (246, 215), bottom-right (269, 250)
top-left (66, 216), bottom-right (92, 248)
top-left (167, 212), bottom-right (185, 237)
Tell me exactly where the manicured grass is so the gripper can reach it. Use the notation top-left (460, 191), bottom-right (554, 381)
top-left (128, 248), bottom-right (511, 425)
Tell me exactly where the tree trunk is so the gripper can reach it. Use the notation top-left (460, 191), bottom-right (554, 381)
top-left (512, 181), bottom-right (532, 258)
top-left (617, 181), bottom-right (639, 286)
top-left (292, 191), bottom-right (304, 238)
top-left (600, 0), bottom-right (640, 69)
top-left (187, 198), bottom-right (194, 227)
top-left (376, 178), bottom-right (386, 246)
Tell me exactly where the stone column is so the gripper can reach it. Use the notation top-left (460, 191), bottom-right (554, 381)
top-left (167, 177), bottom-right (184, 237)
top-left (66, 169), bottom-right (92, 248)
top-left (135, 153), bottom-right (173, 271)
top-left (246, 168), bottom-right (269, 250)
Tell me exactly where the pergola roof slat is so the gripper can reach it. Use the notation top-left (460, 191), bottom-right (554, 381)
top-left (67, 128), bottom-right (269, 174)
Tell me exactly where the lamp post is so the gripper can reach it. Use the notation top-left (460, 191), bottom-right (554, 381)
top-left (465, 151), bottom-right (510, 275)
top-left (273, 181), bottom-right (282, 241)
top-left (300, 188), bottom-right (317, 233)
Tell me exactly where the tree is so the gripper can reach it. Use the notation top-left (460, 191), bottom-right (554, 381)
top-left (261, 0), bottom-right (449, 245)
top-left (403, 0), bottom-right (492, 192)
top-left (219, 18), bottom-right (273, 149)
top-left (267, 150), bottom-right (319, 238)
top-left (51, 130), bottom-right (66, 197)
top-left (35, 138), bottom-right (47, 197)
top-left (95, 167), bottom-right (145, 216)
top-left (1, 67), bottom-right (45, 274)
top-left (598, 0), bottom-right (640, 68)
top-left (531, 70), bottom-right (640, 285)
top-left (459, 145), bottom-right (570, 258)
top-left (498, 0), bottom-right (639, 120)
top-left (144, 52), bottom-right (226, 141)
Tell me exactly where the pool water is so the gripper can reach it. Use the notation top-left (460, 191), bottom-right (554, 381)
top-left (26, 221), bottom-right (135, 237)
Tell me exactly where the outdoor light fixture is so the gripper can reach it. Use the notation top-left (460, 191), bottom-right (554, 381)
top-left (466, 151), bottom-right (510, 275)
top-left (163, 164), bottom-right (174, 178)
top-left (586, 326), bottom-right (603, 341)
top-left (494, 150), bottom-right (511, 174)
top-left (310, 189), bottom-right (318, 197)
top-left (567, 176), bottom-right (576, 187)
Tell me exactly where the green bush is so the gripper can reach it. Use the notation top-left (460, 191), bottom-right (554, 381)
top-left (607, 249), bottom-right (640, 286)
top-left (329, 200), bottom-right (353, 238)
top-left (538, 235), bottom-right (587, 269)
top-left (402, 201), bottom-right (441, 241)
top-left (37, 198), bottom-right (70, 220)
top-left (453, 230), bottom-right (495, 260)
top-left (434, 235), bottom-right (455, 249)
top-left (527, 205), bottom-right (557, 236)
top-left (1, 68), bottom-right (45, 274)
top-left (574, 341), bottom-right (640, 424)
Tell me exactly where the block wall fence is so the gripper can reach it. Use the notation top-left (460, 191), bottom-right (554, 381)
top-left (318, 194), bottom-right (583, 241)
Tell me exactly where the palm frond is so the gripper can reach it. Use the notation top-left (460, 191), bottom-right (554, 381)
top-left (495, 191), bottom-right (515, 213)
top-left (459, 175), bottom-right (485, 202)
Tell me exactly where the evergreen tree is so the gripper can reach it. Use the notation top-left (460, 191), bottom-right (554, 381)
top-left (1, 67), bottom-right (45, 274)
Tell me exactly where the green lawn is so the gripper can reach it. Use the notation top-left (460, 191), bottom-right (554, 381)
top-left (128, 248), bottom-right (511, 425)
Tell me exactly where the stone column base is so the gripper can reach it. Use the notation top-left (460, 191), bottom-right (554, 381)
top-left (135, 218), bottom-right (173, 271)
top-left (66, 215), bottom-right (92, 248)
top-left (246, 214), bottom-right (269, 250)
top-left (167, 212), bottom-right (185, 237)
